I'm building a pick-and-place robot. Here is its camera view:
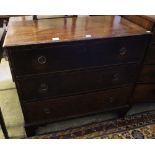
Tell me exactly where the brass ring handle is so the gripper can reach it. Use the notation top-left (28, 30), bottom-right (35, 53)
top-left (109, 97), bottom-right (114, 103)
top-left (43, 108), bottom-right (51, 114)
top-left (119, 47), bottom-right (127, 56)
top-left (37, 56), bottom-right (47, 64)
top-left (112, 73), bottom-right (120, 82)
top-left (38, 83), bottom-right (48, 94)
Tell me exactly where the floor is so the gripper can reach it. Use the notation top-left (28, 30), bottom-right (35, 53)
top-left (1, 58), bottom-right (155, 138)
top-left (0, 58), bottom-right (26, 138)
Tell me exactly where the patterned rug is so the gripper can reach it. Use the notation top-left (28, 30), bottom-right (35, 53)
top-left (32, 110), bottom-right (155, 139)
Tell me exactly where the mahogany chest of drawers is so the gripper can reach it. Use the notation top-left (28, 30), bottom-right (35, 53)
top-left (3, 16), bottom-right (151, 136)
top-left (122, 16), bottom-right (155, 105)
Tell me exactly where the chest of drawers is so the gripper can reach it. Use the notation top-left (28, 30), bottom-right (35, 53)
top-left (3, 16), bottom-right (151, 136)
top-left (122, 16), bottom-right (155, 105)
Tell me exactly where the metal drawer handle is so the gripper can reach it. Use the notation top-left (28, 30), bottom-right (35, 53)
top-left (43, 108), bottom-right (51, 114)
top-left (119, 47), bottom-right (127, 56)
top-left (109, 97), bottom-right (114, 103)
top-left (39, 83), bottom-right (48, 94)
top-left (37, 56), bottom-right (47, 64)
top-left (112, 73), bottom-right (120, 82)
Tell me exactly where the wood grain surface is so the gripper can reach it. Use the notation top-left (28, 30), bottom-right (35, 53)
top-left (3, 15), bottom-right (148, 47)
top-left (122, 15), bottom-right (155, 31)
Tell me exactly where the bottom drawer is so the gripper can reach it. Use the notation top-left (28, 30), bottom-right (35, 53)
top-left (22, 86), bottom-right (132, 125)
top-left (132, 84), bottom-right (155, 103)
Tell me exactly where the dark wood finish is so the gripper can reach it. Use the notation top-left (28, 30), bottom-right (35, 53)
top-left (122, 16), bottom-right (154, 31)
top-left (3, 16), bottom-right (151, 136)
top-left (10, 35), bottom-right (148, 76)
top-left (144, 44), bottom-right (155, 64)
top-left (122, 16), bottom-right (155, 44)
top-left (3, 16), bottom-right (148, 47)
top-left (122, 16), bottom-right (155, 106)
top-left (22, 86), bottom-right (132, 125)
top-left (138, 65), bottom-right (155, 83)
top-left (132, 84), bottom-right (155, 103)
top-left (17, 64), bottom-right (139, 102)
top-left (24, 105), bottom-right (130, 137)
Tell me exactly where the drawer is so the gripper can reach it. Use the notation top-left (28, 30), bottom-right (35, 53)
top-left (87, 35), bottom-right (149, 66)
top-left (138, 65), bottom-right (155, 83)
top-left (145, 45), bottom-right (155, 64)
top-left (17, 64), bottom-right (139, 102)
top-left (132, 84), bottom-right (155, 103)
top-left (22, 86), bottom-right (132, 124)
top-left (11, 35), bottom-right (149, 76)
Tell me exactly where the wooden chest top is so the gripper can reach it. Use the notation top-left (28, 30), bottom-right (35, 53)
top-left (122, 15), bottom-right (155, 30)
top-left (3, 15), bottom-right (148, 47)
top-left (142, 16), bottom-right (155, 21)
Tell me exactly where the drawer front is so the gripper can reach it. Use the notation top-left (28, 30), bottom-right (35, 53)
top-left (17, 64), bottom-right (139, 102)
top-left (87, 35), bottom-right (148, 66)
top-left (138, 65), bottom-right (155, 83)
top-left (22, 86), bottom-right (132, 124)
top-left (145, 45), bottom-right (155, 64)
top-left (12, 43), bottom-right (87, 76)
top-left (11, 35), bottom-right (149, 76)
top-left (132, 84), bottom-right (155, 103)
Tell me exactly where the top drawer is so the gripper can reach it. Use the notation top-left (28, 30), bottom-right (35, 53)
top-left (10, 35), bottom-right (150, 76)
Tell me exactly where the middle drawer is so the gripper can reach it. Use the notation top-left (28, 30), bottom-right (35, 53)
top-left (17, 64), bottom-right (139, 102)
